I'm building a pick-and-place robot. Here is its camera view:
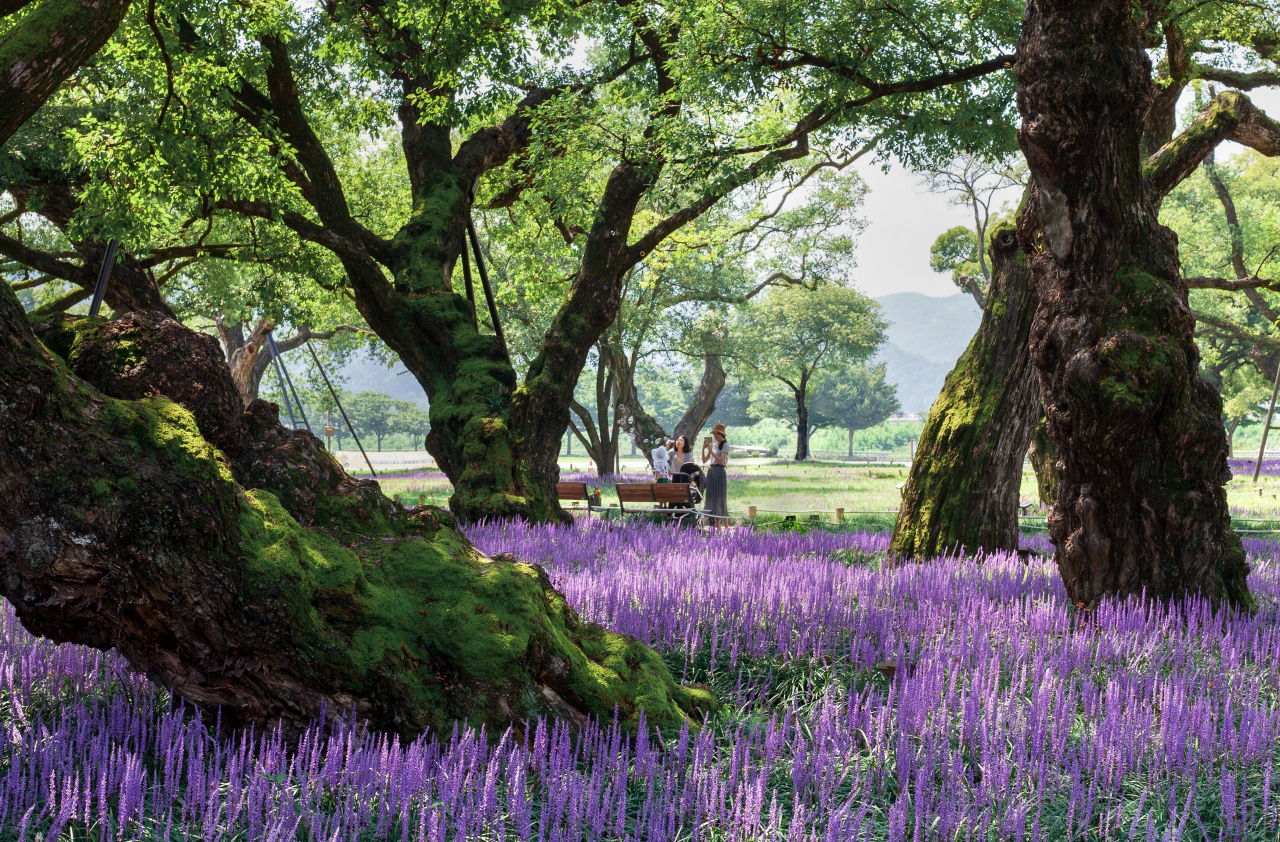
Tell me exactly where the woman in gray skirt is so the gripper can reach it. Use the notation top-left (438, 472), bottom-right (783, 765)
top-left (702, 423), bottom-right (730, 527)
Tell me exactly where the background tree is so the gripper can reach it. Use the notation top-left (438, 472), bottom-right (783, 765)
top-left (809, 363), bottom-right (900, 458)
top-left (344, 391), bottom-right (405, 451)
top-left (921, 153), bottom-right (1024, 307)
top-left (44, 0), bottom-right (1020, 523)
top-left (732, 284), bottom-right (886, 460)
top-left (392, 402), bottom-right (432, 450)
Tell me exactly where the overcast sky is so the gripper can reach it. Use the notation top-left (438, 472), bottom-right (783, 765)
top-left (849, 87), bottom-right (1280, 300)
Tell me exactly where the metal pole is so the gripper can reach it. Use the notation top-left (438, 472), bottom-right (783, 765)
top-left (467, 217), bottom-right (510, 362)
top-left (266, 335), bottom-right (297, 430)
top-left (305, 340), bottom-right (376, 477)
top-left (1254, 363), bottom-right (1280, 481)
top-left (267, 332), bottom-right (310, 433)
top-left (460, 245), bottom-right (479, 332)
top-left (88, 240), bottom-right (120, 317)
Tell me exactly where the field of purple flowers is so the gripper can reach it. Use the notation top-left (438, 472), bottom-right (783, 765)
top-left (0, 521), bottom-right (1277, 839)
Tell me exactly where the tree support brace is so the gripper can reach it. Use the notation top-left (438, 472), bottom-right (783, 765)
top-left (265, 331), bottom-right (310, 433)
top-left (467, 217), bottom-right (510, 365)
top-left (87, 240), bottom-right (119, 317)
top-left (1254, 360), bottom-right (1280, 482)
top-left (305, 339), bottom-right (376, 477)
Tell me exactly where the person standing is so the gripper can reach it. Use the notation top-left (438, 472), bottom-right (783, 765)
top-left (702, 423), bottom-right (730, 527)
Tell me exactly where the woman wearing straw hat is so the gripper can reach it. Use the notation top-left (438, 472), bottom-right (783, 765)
top-left (702, 423), bottom-right (730, 527)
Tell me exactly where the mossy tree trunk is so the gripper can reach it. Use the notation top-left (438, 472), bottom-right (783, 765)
top-left (211, 29), bottom-right (813, 524)
top-left (2, 288), bottom-right (713, 740)
top-left (1016, 0), bottom-right (1255, 609)
top-left (0, 0), bottom-right (131, 146)
top-left (890, 221), bottom-right (1042, 559)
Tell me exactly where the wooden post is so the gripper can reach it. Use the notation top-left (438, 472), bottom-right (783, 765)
top-left (418, 493), bottom-right (427, 506)
top-left (747, 505), bottom-right (757, 519)
top-left (836, 507), bottom-right (844, 522)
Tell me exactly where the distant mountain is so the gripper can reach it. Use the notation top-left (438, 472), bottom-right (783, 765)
top-left (332, 292), bottom-right (984, 418)
top-left (872, 292), bottom-right (983, 413)
top-left (334, 351), bottom-right (429, 410)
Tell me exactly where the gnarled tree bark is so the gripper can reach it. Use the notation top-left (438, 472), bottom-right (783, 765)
top-left (1017, 0), bottom-right (1251, 609)
top-left (0, 0), bottom-right (131, 147)
top-left (890, 221), bottom-right (1041, 559)
top-left (2, 289), bottom-right (713, 740)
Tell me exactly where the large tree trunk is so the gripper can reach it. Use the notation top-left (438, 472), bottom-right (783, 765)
top-left (891, 221), bottom-right (1042, 559)
top-left (3, 290), bottom-right (713, 740)
top-left (1016, 0), bottom-right (1250, 609)
top-left (0, 0), bottom-right (131, 146)
top-left (673, 351), bottom-right (727, 444)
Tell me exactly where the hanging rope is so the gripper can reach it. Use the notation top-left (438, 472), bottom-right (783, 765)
top-left (88, 240), bottom-right (120, 317)
top-left (305, 339), bottom-right (377, 477)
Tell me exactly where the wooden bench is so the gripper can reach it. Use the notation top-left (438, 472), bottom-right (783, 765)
top-left (557, 481), bottom-right (599, 517)
top-left (615, 482), bottom-right (698, 522)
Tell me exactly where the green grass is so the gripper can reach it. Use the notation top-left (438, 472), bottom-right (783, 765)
top-left (373, 459), bottom-right (1280, 533)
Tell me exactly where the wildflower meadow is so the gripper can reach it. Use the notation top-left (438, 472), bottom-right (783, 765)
top-left (0, 513), bottom-right (1277, 840)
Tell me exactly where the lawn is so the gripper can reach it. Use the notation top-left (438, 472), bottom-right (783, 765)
top-left (376, 457), bottom-right (1280, 535)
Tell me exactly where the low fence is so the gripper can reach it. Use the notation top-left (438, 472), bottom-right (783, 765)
top-left (333, 451), bottom-right (437, 472)
top-left (808, 449), bottom-right (911, 463)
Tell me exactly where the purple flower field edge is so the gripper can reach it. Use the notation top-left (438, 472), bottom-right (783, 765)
top-left (0, 522), bottom-right (1275, 840)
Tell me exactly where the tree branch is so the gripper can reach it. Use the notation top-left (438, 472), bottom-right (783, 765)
top-left (1193, 308), bottom-right (1280, 353)
top-left (259, 36), bottom-right (393, 265)
top-left (1193, 64), bottom-right (1280, 91)
top-left (1185, 275), bottom-right (1280, 292)
top-left (627, 119), bottom-right (818, 263)
top-left (0, 232), bottom-right (90, 288)
top-left (1145, 91), bottom-right (1280, 197)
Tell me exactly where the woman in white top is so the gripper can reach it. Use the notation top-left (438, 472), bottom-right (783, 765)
top-left (702, 423), bottom-right (729, 527)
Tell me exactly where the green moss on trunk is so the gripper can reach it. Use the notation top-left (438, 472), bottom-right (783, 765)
top-left (0, 284), bottom-right (712, 740)
top-left (891, 221), bottom-right (1042, 560)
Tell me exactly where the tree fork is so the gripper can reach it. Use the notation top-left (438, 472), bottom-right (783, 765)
top-left (1017, 0), bottom-right (1251, 609)
top-left (2, 291), bottom-right (713, 740)
top-left (890, 221), bottom-right (1042, 559)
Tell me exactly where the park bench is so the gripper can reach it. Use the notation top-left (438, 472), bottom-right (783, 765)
top-left (615, 482), bottom-right (699, 523)
top-left (557, 481), bottom-right (604, 517)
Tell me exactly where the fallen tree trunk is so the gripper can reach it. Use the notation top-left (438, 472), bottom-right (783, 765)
top-left (2, 288), bottom-right (713, 741)
top-left (890, 221), bottom-right (1042, 559)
